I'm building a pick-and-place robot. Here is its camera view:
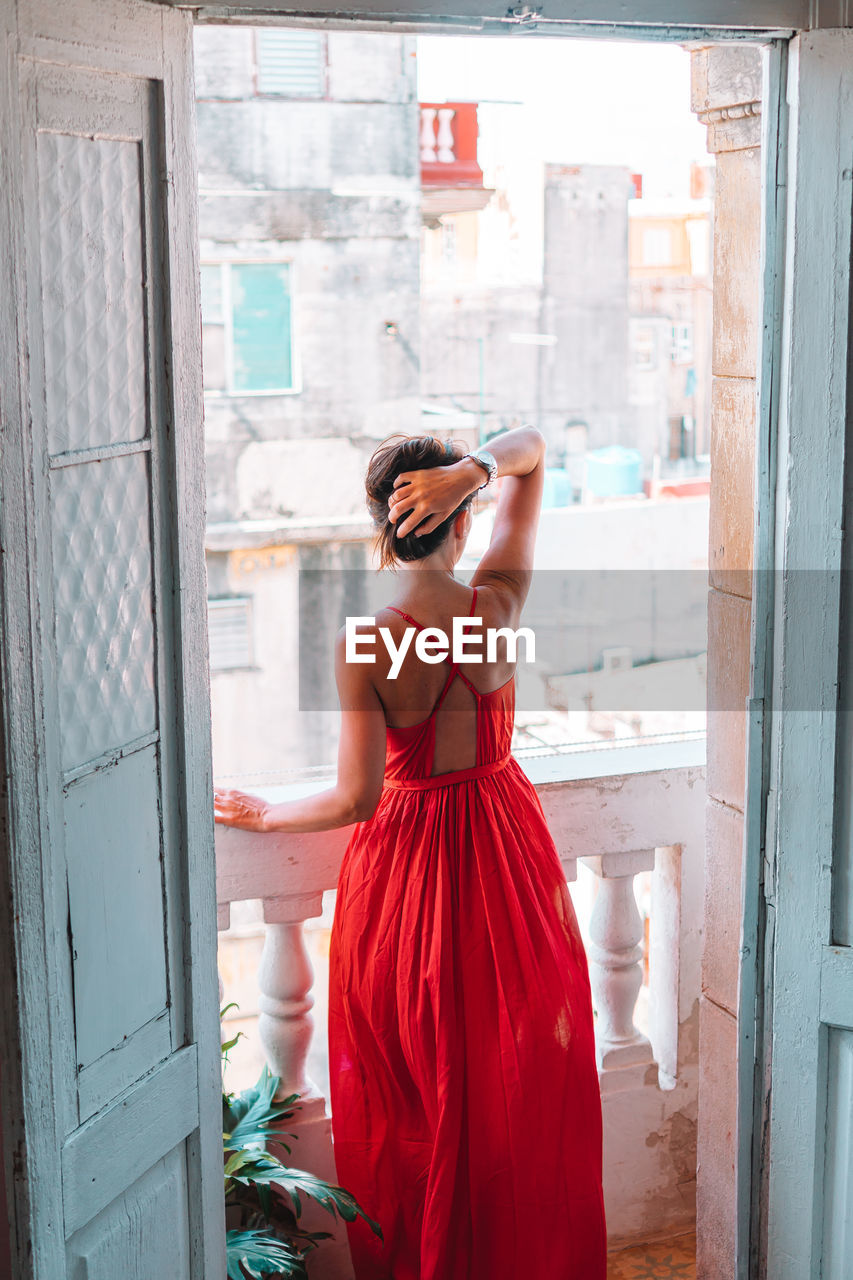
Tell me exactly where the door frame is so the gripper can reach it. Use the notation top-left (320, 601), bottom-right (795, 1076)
top-left (189, 5), bottom-right (793, 1275)
top-left (0, 0), bottom-right (816, 1274)
top-left (0, 3), bottom-right (224, 1277)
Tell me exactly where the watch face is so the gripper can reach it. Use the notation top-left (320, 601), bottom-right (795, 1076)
top-left (478, 450), bottom-right (497, 478)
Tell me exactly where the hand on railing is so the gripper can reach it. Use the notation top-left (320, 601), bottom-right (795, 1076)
top-left (214, 786), bottom-right (270, 832)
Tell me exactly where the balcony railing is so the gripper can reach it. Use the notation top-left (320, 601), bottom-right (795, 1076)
top-left (216, 736), bottom-right (705, 1275)
top-left (420, 102), bottom-right (484, 188)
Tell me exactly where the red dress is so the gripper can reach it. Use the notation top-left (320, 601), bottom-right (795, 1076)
top-left (328, 588), bottom-right (606, 1279)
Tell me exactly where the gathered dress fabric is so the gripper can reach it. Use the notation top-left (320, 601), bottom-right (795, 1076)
top-left (328, 589), bottom-right (606, 1279)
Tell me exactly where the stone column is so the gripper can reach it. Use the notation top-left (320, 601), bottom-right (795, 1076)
top-left (690, 45), bottom-right (762, 1280)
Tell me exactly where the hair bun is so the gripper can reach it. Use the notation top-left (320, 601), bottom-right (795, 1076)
top-left (364, 434), bottom-right (471, 569)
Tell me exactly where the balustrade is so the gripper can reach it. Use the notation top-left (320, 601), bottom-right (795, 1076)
top-left (419, 101), bottom-right (484, 188)
top-left (216, 737), bottom-right (705, 1268)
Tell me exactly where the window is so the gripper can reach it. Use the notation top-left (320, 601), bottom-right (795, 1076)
top-left (201, 262), bottom-right (296, 395)
top-left (671, 322), bottom-right (694, 364)
top-left (255, 30), bottom-right (326, 98)
top-left (641, 227), bottom-right (673, 267)
top-left (208, 598), bottom-right (254, 672)
top-left (633, 325), bottom-right (657, 371)
top-left (441, 219), bottom-right (457, 266)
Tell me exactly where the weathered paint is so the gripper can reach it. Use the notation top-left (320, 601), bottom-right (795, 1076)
top-left (189, 0), bottom-right (800, 39)
top-left (763, 29), bottom-right (853, 1280)
top-left (737, 38), bottom-right (788, 1280)
top-left (0, 2), bottom-right (223, 1278)
top-left (0, 3), bottom-right (849, 1280)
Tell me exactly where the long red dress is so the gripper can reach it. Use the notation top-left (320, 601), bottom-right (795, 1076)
top-left (328, 588), bottom-right (606, 1279)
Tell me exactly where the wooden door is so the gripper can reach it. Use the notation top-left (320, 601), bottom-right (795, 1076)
top-left (0, 2), bottom-right (223, 1277)
top-left (763, 29), bottom-right (853, 1280)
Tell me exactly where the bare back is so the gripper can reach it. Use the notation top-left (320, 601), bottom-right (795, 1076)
top-left (370, 582), bottom-right (518, 776)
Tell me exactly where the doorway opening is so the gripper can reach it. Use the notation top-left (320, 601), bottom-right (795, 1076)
top-left (206, 25), bottom-right (769, 1280)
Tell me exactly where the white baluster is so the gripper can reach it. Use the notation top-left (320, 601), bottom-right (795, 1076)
top-left (436, 107), bottom-right (456, 163)
top-left (258, 921), bottom-right (317, 1098)
top-left (420, 107), bottom-right (437, 162)
top-left (582, 850), bottom-right (655, 1075)
top-left (258, 894), bottom-right (355, 1280)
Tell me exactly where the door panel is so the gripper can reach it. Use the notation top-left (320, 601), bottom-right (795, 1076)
top-left (820, 1030), bottom-right (853, 1280)
top-left (66, 1147), bottom-right (191, 1280)
top-left (64, 746), bottom-right (169, 1078)
top-left (0, 2), bottom-right (223, 1277)
top-left (764, 29), bottom-right (853, 1280)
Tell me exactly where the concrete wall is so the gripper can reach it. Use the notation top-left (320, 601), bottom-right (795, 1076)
top-left (207, 534), bottom-right (373, 780)
top-left (421, 159), bottom-right (712, 471)
top-left (194, 28), bottom-right (422, 526)
top-left (421, 164), bottom-right (635, 457)
top-left (689, 44), bottom-right (762, 1280)
top-left (540, 164), bottom-right (632, 449)
top-left (194, 29), bottom-right (422, 780)
top-left (419, 283), bottom-right (545, 435)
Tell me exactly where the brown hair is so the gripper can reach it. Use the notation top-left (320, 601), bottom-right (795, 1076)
top-left (365, 434), bottom-right (473, 570)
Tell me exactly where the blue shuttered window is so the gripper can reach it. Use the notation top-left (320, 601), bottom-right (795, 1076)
top-left (201, 261), bottom-right (295, 395)
top-left (255, 31), bottom-right (326, 98)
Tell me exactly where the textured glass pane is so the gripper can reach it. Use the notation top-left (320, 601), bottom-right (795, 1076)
top-left (51, 452), bottom-right (157, 769)
top-left (37, 132), bottom-right (147, 455)
top-left (230, 262), bottom-right (293, 392)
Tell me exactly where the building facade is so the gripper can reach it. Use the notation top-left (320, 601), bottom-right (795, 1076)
top-left (195, 28), bottom-right (421, 778)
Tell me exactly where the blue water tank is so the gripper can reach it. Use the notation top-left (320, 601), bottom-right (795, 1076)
top-left (542, 467), bottom-right (573, 508)
top-left (584, 446), bottom-right (643, 497)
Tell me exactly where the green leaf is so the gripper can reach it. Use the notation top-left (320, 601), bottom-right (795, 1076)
top-left (273, 1169), bottom-right (383, 1240)
top-left (224, 1147), bottom-right (297, 1203)
top-left (225, 1227), bottom-right (306, 1280)
top-left (223, 1067), bottom-right (299, 1152)
top-left (256, 1180), bottom-right (273, 1222)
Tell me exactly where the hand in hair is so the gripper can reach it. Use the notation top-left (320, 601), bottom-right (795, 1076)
top-left (389, 460), bottom-right (482, 540)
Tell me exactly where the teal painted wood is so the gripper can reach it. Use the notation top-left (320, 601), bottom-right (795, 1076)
top-left (0, 3), bottom-right (224, 1278)
top-left (191, 0), bottom-right (803, 36)
top-left (764, 29), bottom-right (853, 1280)
top-left (194, 11), bottom-right (796, 41)
top-left (161, 12), bottom-right (228, 1275)
top-left (737, 39), bottom-right (789, 1280)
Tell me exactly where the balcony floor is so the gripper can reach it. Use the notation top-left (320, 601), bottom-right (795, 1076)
top-left (607, 1233), bottom-right (695, 1279)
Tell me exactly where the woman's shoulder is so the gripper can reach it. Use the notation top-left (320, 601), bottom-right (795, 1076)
top-left (470, 569), bottom-right (530, 626)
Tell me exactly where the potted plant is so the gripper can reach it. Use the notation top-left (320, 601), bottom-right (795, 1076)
top-left (221, 1011), bottom-right (382, 1279)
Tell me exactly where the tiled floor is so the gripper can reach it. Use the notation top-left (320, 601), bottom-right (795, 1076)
top-left (607, 1233), bottom-right (696, 1280)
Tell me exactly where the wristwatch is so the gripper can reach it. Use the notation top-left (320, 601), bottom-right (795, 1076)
top-left (464, 447), bottom-right (498, 490)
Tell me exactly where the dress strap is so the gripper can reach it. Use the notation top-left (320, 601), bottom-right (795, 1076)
top-left (386, 586), bottom-right (481, 712)
top-left (386, 586), bottom-right (478, 636)
top-left (433, 585), bottom-right (481, 709)
top-left (386, 605), bottom-right (424, 631)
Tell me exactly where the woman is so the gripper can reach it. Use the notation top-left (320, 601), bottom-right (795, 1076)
top-left (214, 426), bottom-right (606, 1280)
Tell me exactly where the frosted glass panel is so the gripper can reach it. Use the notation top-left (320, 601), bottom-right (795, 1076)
top-left (38, 132), bottom-right (147, 455)
top-left (51, 451), bottom-right (157, 769)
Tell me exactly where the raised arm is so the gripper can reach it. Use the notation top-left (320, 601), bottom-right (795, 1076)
top-left (214, 629), bottom-right (387, 833)
top-left (389, 425), bottom-right (546, 607)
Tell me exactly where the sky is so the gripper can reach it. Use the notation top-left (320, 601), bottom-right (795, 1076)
top-left (417, 37), bottom-right (711, 202)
